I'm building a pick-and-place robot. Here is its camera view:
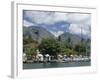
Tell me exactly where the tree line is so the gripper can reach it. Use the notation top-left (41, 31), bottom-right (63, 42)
top-left (23, 37), bottom-right (90, 60)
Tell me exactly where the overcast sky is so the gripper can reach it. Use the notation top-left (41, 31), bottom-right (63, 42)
top-left (23, 10), bottom-right (91, 37)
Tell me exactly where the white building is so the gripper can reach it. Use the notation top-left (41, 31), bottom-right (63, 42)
top-left (23, 53), bottom-right (27, 62)
top-left (45, 54), bottom-right (51, 61)
top-left (36, 49), bottom-right (44, 61)
top-left (36, 53), bottom-right (43, 61)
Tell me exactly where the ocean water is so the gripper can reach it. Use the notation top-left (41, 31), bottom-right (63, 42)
top-left (23, 61), bottom-right (91, 69)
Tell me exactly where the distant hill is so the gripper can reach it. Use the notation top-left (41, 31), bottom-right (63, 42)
top-left (23, 26), bottom-right (90, 46)
top-left (58, 32), bottom-right (90, 46)
top-left (23, 26), bottom-right (55, 43)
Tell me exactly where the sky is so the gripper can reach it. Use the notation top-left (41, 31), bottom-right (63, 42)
top-left (23, 10), bottom-right (91, 38)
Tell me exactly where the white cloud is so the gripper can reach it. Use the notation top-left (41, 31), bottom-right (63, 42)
top-left (24, 11), bottom-right (54, 24)
top-left (24, 11), bottom-right (90, 25)
top-left (24, 11), bottom-right (68, 25)
top-left (50, 31), bottom-right (64, 37)
top-left (69, 24), bottom-right (81, 34)
top-left (24, 10), bottom-right (91, 37)
top-left (69, 23), bottom-right (90, 36)
top-left (66, 13), bottom-right (91, 24)
top-left (53, 12), bottom-right (68, 22)
top-left (23, 20), bottom-right (35, 27)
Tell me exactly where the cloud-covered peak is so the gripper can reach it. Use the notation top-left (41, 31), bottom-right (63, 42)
top-left (23, 10), bottom-right (91, 38)
top-left (23, 20), bottom-right (35, 27)
top-left (50, 31), bottom-right (64, 37)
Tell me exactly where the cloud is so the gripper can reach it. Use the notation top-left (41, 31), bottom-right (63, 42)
top-left (24, 11), bottom-right (54, 24)
top-left (69, 23), bottom-right (91, 37)
top-left (66, 13), bottom-right (91, 24)
top-left (23, 10), bottom-right (91, 37)
top-left (23, 11), bottom-right (69, 25)
top-left (50, 31), bottom-right (64, 37)
top-left (52, 12), bottom-right (68, 23)
top-left (67, 13), bottom-right (91, 37)
top-left (23, 20), bottom-right (36, 27)
top-left (23, 10), bottom-right (90, 25)
top-left (69, 24), bottom-right (81, 34)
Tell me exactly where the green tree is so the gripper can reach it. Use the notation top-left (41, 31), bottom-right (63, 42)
top-left (38, 38), bottom-right (61, 58)
top-left (64, 37), bottom-right (73, 49)
top-left (23, 34), bottom-right (38, 45)
top-left (25, 48), bottom-right (37, 60)
top-left (74, 42), bottom-right (86, 56)
top-left (85, 39), bottom-right (91, 56)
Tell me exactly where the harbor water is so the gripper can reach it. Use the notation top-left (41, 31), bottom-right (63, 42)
top-left (23, 61), bottom-right (90, 69)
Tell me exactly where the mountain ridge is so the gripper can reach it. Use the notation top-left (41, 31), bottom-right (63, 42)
top-left (23, 26), bottom-right (90, 45)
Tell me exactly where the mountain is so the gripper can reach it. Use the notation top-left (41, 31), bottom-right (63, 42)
top-left (39, 21), bottom-right (70, 37)
top-left (23, 25), bottom-right (90, 47)
top-left (58, 32), bottom-right (89, 45)
top-left (23, 26), bottom-right (55, 43)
